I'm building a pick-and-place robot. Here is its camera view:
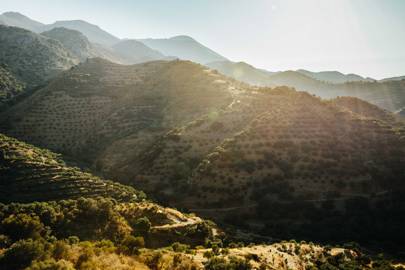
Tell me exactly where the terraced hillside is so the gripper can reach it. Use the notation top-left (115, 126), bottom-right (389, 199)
top-left (1, 134), bottom-right (382, 269)
top-left (0, 58), bottom-right (241, 163)
top-left (0, 65), bottom-right (24, 107)
top-left (0, 25), bottom-right (78, 89)
top-left (0, 133), bottom-right (144, 203)
top-left (117, 87), bottom-right (405, 250)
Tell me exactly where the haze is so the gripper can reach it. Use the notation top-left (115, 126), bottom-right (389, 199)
top-left (1, 0), bottom-right (404, 79)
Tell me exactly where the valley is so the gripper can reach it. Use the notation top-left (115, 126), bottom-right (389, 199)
top-left (0, 8), bottom-right (404, 270)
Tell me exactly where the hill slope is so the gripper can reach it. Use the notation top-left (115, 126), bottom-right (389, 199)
top-left (0, 65), bottom-right (24, 107)
top-left (0, 25), bottom-right (78, 89)
top-left (139, 36), bottom-right (227, 64)
top-left (0, 133), bottom-right (145, 203)
top-left (0, 58), bottom-right (240, 163)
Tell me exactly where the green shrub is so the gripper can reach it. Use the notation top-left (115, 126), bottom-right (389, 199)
top-left (0, 239), bottom-right (48, 269)
top-left (132, 217), bottom-right (151, 236)
top-left (1, 213), bottom-right (47, 241)
top-left (120, 235), bottom-right (144, 254)
top-left (204, 256), bottom-right (252, 270)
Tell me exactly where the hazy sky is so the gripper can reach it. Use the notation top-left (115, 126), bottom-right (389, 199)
top-left (1, 0), bottom-right (405, 79)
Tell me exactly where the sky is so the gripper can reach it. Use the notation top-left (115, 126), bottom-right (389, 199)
top-left (1, 0), bottom-right (405, 79)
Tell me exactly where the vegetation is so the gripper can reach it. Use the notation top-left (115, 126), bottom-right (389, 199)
top-left (0, 64), bottom-right (24, 107)
top-left (0, 25), bottom-right (78, 89)
top-left (0, 133), bottom-right (145, 203)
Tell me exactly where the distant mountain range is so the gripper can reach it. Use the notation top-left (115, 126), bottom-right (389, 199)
top-left (207, 60), bottom-right (405, 111)
top-left (1, 10), bottom-right (404, 113)
top-left (0, 11), bottom-right (226, 65)
top-left (296, 69), bottom-right (375, 83)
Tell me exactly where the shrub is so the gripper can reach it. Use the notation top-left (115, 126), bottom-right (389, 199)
top-left (204, 256), bottom-right (252, 270)
top-left (172, 242), bottom-right (189, 252)
top-left (26, 259), bottom-right (75, 270)
top-left (120, 235), bottom-right (144, 254)
top-left (132, 217), bottom-right (151, 236)
top-left (1, 213), bottom-right (47, 241)
top-left (0, 239), bottom-right (47, 269)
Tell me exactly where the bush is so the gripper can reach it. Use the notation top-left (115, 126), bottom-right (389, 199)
top-left (1, 213), bottom-right (47, 241)
top-left (0, 239), bottom-right (47, 269)
top-left (171, 242), bottom-right (189, 252)
top-left (204, 256), bottom-right (252, 270)
top-left (26, 259), bottom-right (75, 270)
top-left (120, 235), bottom-right (144, 254)
top-left (132, 217), bottom-right (151, 236)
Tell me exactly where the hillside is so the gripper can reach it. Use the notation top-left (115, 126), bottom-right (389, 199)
top-left (0, 132), bottom-right (388, 270)
top-left (41, 27), bottom-right (97, 61)
top-left (139, 36), bottom-right (228, 64)
top-left (297, 69), bottom-right (374, 84)
top-left (0, 58), bottom-right (240, 162)
top-left (112, 39), bottom-right (167, 64)
top-left (0, 65), bottom-right (24, 107)
top-left (40, 20), bottom-right (120, 46)
top-left (0, 11), bottom-right (44, 32)
top-left (0, 25), bottom-right (78, 89)
top-left (0, 134), bottom-right (219, 268)
top-left (0, 133), bottom-right (145, 203)
top-left (114, 87), bottom-right (405, 250)
top-left (328, 96), bottom-right (398, 123)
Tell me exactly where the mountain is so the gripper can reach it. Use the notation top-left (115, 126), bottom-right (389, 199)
top-left (0, 11), bottom-right (44, 32)
top-left (41, 27), bottom-right (97, 61)
top-left (139, 35), bottom-right (227, 64)
top-left (40, 20), bottom-right (120, 46)
top-left (380, 75), bottom-right (405, 82)
top-left (112, 39), bottom-right (167, 64)
top-left (297, 69), bottom-right (375, 84)
top-left (0, 25), bottom-right (78, 89)
top-left (0, 65), bottom-right (24, 107)
top-left (207, 61), bottom-right (275, 86)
